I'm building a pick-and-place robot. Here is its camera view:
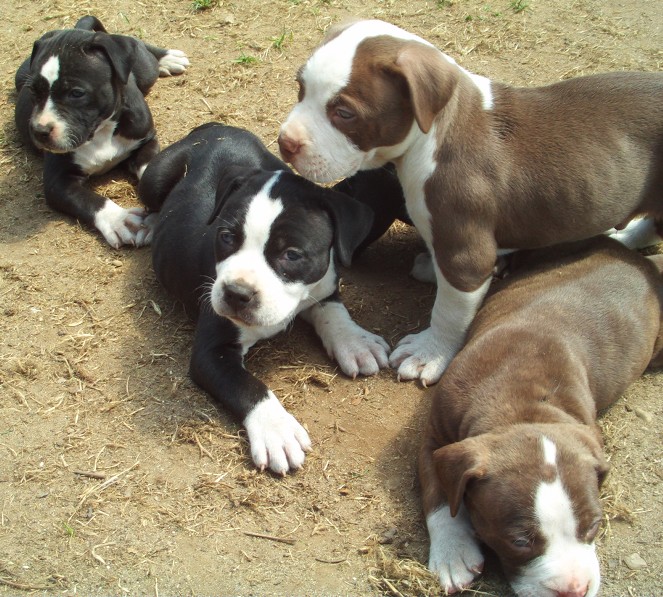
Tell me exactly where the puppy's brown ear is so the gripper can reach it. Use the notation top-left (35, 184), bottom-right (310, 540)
top-left (433, 438), bottom-right (489, 517)
top-left (393, 42), bottom-right (459, 134)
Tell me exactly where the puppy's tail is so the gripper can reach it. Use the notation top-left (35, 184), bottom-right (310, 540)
top-left (74, 16), bottom-right (107, 32)
top-left (137, 146), bottom-right (190, 213)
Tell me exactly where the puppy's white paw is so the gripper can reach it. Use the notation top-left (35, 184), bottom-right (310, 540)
top-left (304, 301), bottom-right (390, 377)
top-left (243, 392), bottom-right (311, 476)
top-left (325, 321), bottom-right (390, 378)
top-left (94, 201), bottom-right (148, 248)
top-left (427, 505), bottom-right (484, 594)
top-left (159, 49), bottom-right (190, 76)
top-left (389, 327), bottom-right (456, 386)
top-left (411, 251), bottom-right (437, 284)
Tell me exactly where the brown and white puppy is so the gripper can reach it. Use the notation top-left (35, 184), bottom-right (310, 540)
top-left (278, 19), bottom-right (663, 385)
top-left (418, 236), bottom-right (663, 597)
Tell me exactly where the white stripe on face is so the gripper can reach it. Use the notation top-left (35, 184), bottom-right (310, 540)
top-left (511, 436), bottom-right (600, 597)
top-left (40, 55), bottom-right (60, 86)
top-left (241, 174), bottom-right (283, 252)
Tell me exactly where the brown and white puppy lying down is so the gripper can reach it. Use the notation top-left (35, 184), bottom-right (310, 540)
top-left (278, 19), bottom-right (663, 386)
top-left (418, 236), bottom-right (663, 597)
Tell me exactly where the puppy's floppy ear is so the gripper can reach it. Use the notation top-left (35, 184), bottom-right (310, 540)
top-left (433, 437), bottom-right (489, 517)
top-left (207, 165), bottom-right (259, 225)
top-left (389, 41), bottom-right (460, 134)
top-left (320, 188), bottom-right (375, 268)
top-left (89, 33), bottom-right (136, 85)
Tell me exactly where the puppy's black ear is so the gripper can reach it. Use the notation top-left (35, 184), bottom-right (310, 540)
top-left (321, 189), bottom-right (375, 268)
top-left (89, 33), bottom-right (135, 85)
top-left (207, 165), bottom-right (259, 225)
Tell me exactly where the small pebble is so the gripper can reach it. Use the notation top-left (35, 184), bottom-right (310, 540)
top-left (624, 553), bottom-right (647, 570)
top-left (111, 260), bottom-right (123, 268)
top-left (632, 406), bottom-right (653, 423)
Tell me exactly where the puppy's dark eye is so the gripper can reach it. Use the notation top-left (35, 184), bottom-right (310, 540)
top-left (218, 230), bottom-right (235, 245)
top-left (584, 519), bottom-right (602, 542)
top-left (68, 88), bottom-right (86, 99)
top-left (511, 537), bottom-right (532, 550)
top-left (335, 107), bottom-right (355, 120)
top-left (283, 248), bottom-right (304, 262)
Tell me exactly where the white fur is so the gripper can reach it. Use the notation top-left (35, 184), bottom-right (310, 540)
top-left (541, 435), bottom-right (557, 466)
top-left (511, 438), bottom-right (600, 597)
top-left (427, 504), bottom-right (484, 594)
top-left (243, 392), bottom-right (311, 475)
top-left (93, 202), bottom-right (149, 248)
top-left (73, 118), bottom-right (143, 175)
top-left (606, 217), bottom-right (662, 250)
top-left (40, 55), bottom-right (59, 85)
top-left (301, 300), bottom-right (390, 377)
top-left (158, 49), bottom-right (190, 77)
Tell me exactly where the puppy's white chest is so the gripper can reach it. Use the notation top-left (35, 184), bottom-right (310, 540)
top-left (73, 119), bottom-right (142, 175)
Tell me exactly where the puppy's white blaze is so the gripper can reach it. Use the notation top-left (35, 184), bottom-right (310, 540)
top-left (541, 436), bottom-right (557, 467)
top-left (242, 173), bottom-right (283, 250)
top-left (513, 462), bottom-right (600, 597)
top-left (40, 55), bottom-right (60, 85)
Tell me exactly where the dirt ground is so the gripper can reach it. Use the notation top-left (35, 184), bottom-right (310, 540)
top-left (0, 0), bottom-right (661, 595)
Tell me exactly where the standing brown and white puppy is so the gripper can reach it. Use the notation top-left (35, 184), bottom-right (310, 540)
top-left (419, 236), bottom-right (663, 597)
top-left (278, 19), bottom-right (663, 385)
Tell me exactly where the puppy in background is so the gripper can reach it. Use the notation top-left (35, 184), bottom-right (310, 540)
top-left (419, 236), bottom-right (663, 597)
top-left (139, 123), bottom-right (390, 475)
top-left (15, 15), bottom-right (188, 248)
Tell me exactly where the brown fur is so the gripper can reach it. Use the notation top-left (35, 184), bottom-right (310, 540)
top-left (419, 236), bottom-right (663, 575)
top-left (339, 37), bottom-right (663, 292)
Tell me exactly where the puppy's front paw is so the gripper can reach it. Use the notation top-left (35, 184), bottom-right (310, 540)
top-left (94, 202), bottom-right (149, 248)
top-left (389, 327), bottom-right (456, 386)
top-left (159, 49), bottom-right (190, 76)
top-left (325, 321), bottom-right (390, 378)
top-left (243, 392), bottom-right (311, 476)
top-left (427, 505), bottom-right (484, 594)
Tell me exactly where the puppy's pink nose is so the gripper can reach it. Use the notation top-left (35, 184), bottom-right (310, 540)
top-left (278, 133), bottom-right (301, 163)
top-left (555, 583), bottom-right (589, 597)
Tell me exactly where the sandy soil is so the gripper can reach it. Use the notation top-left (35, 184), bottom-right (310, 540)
top-left (0, 0), bottom-right (661, 595)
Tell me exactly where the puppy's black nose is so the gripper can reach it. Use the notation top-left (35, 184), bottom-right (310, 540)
top-left (32, 122), bottom-right (54, 143)
top-left (223, 282), bottom-right (257, 309)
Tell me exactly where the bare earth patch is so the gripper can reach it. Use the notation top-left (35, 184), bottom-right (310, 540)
top-left (0, 1), bottom-right (661, 595)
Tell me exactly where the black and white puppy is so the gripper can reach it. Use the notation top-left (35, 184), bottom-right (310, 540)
top-left (14, 15), bottom-right (189, 248)
top-left (138, 123), bottom-right (390, 475)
